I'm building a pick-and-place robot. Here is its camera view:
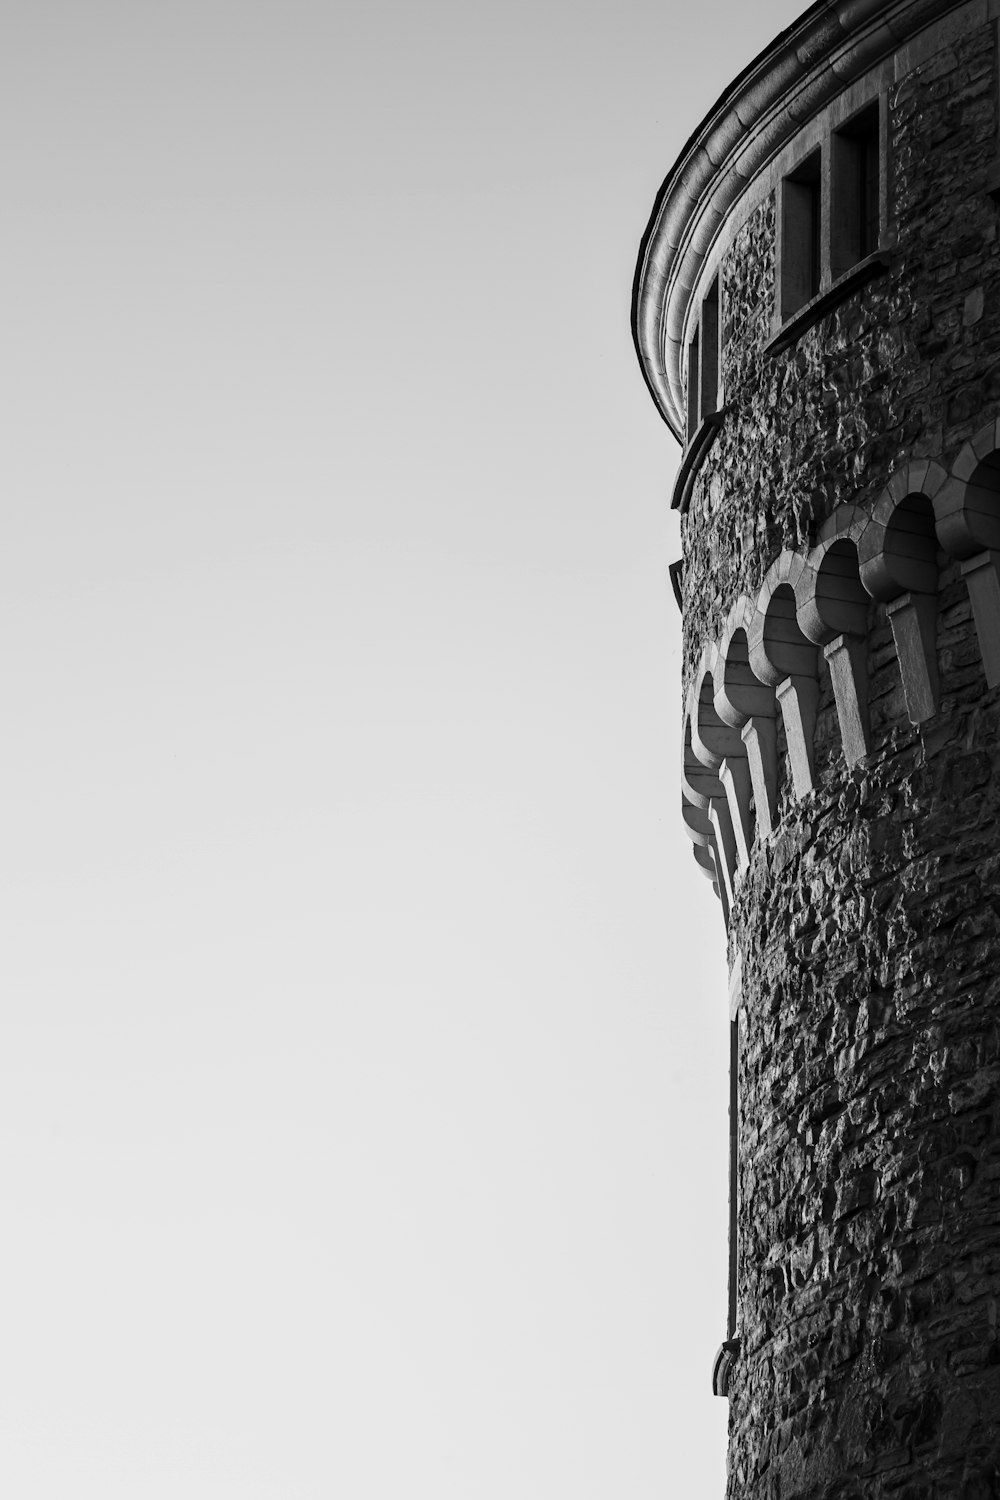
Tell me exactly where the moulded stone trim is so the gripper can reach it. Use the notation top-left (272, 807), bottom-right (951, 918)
top-left (935, 416), bottom-right (1000, 560)
top-left (972, 416), bottom-right (1000, 462)
top-left (816, 501), bottom-right (870, 545)
top-left (830, 19), bottom-right (897, 76)
top-left (960, 550), bottom-right (1000, 688)
top-left (885, 458), bottom-right (946, 504)
top-left (786, 64), bottom-right (840, 126)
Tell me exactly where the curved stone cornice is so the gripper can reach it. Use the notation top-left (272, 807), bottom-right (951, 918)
top-left (632, 0), bottom-right (970, 440)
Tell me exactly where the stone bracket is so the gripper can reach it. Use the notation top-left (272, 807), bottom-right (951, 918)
top-left (742, 716), bottom-right (778, 838)
top-left (708, 797), bottom-right (737, 930)
top-left (776, 674), bottom-right (818, 798)
top-left (961, 549), bottom-right (1000, 689)
top-left (886, 591), bottom-right (939, 723)
top-left (824, 632), bottom-right (870, 766)
top-left (720, 755), bottom-right (754, 870)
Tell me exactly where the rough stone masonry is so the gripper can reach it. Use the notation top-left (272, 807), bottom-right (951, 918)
top-left (633, 1), bottom-right (1000, 1494)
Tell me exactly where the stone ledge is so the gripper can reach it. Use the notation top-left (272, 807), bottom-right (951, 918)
top-left (670, 409), bottom-right (726, 513)
top-left (764, 250), bottom-right (893, 357)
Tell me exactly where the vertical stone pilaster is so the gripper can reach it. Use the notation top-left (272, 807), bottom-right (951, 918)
top-left (886, 591), bottom-right (939, 723)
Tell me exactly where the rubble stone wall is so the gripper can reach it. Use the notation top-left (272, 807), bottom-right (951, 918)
top-left (676, 15), bottom-right (1000, 1498)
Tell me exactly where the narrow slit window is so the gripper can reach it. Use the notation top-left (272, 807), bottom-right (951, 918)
top-left (699, 276), bottom-right (721, 422)
top-left (686, 327), bottom-right (701, 447)
top-left (780, 150), bottom-right (822, 320)
top-left (831, 102), bottom-right (881, 278)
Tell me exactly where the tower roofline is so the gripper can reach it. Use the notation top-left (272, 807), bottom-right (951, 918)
top-left (632, 0), bottom-right (973, 441)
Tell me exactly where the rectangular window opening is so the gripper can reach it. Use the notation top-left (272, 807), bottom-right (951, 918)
top-left (780, 150), bottom-right (822, 321)
top-left (831, 101), bottom-right (881, 278)
top-left (699, 276), bottom-right (721, 424)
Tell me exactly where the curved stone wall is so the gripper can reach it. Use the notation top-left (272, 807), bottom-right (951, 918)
top-left (636, 2), bottom-right (1000, 1494)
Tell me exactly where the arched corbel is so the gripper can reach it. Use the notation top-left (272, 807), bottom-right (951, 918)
top-left (800, 531), bottom-right (871, 765)
top-left (715, 602), bottom-right (780, 838)
top-left (683, 708), bottom-right (736, 923)
top-left (748, 554), bottom-right (821, 799)
top-left (859, 464), bottom-right (946, 723)
top-left (935, 417), bottom-right (1000, 687)
top-left (691, 649), bottom-right (755, 871)
top-left (681, 791), bottom-right (722, 894)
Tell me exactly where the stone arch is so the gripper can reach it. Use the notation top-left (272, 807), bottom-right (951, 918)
top-left (859, 462), bottom-right (947, 723)
top-left (936, 416), bottom-right (1000, 688)
top-left (715, 600), bottom-right (779, 837)
top-left (935, 417), bottom-right (1000, 557)
top-left (800, 534), bottom-right (871, 765)
top-left (816, 502), bottom-right (869, 546)
top-left (748, 554), bottom-right (821, 799)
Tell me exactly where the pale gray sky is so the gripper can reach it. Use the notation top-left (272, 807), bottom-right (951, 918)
top-left (4, 1), bottom-right (804, 1495)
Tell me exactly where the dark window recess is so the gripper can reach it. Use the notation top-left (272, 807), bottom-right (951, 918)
top-left (699, 276), bottom-right (721, 422)
top-left (780, 150), bottom-right (821, 320)
top-left (686, 326), bottom-right (701, 446)
top-left (831, 102), bottom-right (880, 278)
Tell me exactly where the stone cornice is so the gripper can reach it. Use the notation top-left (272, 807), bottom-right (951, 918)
top-left (632, 0), bottom-right (975, 441)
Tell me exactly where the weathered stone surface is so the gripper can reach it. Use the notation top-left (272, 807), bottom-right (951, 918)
top-left (645, 8), bottom-right (1000, 1496)
top-left (680, 21), bottom-right (1000, 692)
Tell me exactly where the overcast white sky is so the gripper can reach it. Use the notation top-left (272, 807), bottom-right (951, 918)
top-left (4, 1), bottom-right (805, 1495)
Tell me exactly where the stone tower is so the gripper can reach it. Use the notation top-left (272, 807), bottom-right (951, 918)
top-left (633, 1), bottom-right (1000, 1494)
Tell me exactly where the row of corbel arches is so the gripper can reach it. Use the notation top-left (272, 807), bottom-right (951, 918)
top-left (683, 414), bottom-right (1000, 921)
